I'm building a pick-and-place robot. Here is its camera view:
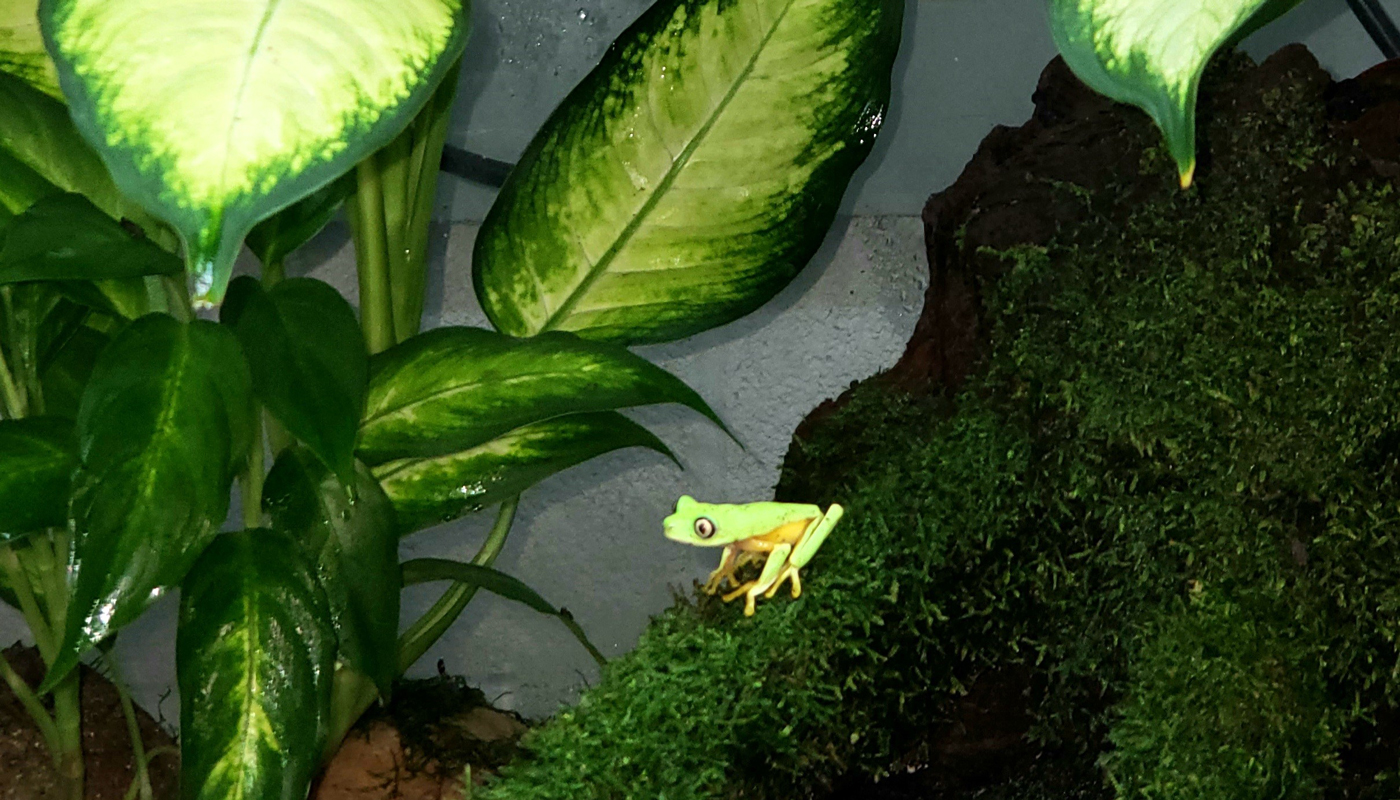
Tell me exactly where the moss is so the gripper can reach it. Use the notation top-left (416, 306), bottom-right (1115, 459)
top-left (482, 53), bottom-right (1400, 800)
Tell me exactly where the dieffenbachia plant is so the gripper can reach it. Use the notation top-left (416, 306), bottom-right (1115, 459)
top-left (1048, 0), bottom-right (1303, 187)
top-left (0, 0), bottom-right (903, 796)
top-left (39, 0), bottom-right (470, 308)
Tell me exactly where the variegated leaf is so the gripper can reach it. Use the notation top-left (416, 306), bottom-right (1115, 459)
top-left (1048, 0), bottom-right (1301, 188)
top-left (358, 326), bottom-right (723, 465)
top-left (375, 412), bottom-right (675, 534)
top-left (39, 0), bottom-right (470, 306)
top-left (0, 70), bottom-right (174, 244)
top-left (473, 0), bottom-right (903, 344)
top-left (178, 528), bottom-right (335, 800)
top-left (0, 0), bottom-right (60, 99)
top-left (41, 314), bottom-right (253, 691)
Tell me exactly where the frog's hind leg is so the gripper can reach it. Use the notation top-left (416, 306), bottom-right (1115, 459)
top-left (768, 505), bottom-right (843, 600)
top-left (723, 545), bottom-right (792, 616)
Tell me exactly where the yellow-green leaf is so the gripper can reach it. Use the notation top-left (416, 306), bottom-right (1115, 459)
top-left (473, 0), bottom-right (904, 344)
top-left (40, 0), bottom-right (470, 306)
top-left (1048, 0), bottom-right (1298, 188)
top-left (0, 0), bottom-right (60, 99)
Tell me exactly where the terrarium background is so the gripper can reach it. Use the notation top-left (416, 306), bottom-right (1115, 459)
top-left (0, 0), bottom-right (1390, 725)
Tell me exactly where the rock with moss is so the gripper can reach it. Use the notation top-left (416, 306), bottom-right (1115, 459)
top-left (481, 48), bottom-right (1400, 800)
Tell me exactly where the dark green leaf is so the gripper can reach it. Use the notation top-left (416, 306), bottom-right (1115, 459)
top-left (39, 325), bottom-right (108, 418)
top-left (41, 314), bottom-right (253, 691)
top-left (0, 417), bottom-right (76, 539)
top-left (401, 558), bottom-right (606, 668)
top-left (0, 145), bottom-right (61, 215)
top-left (473, 0), bottom-right (903, 344)
top-left (263, 447), bottom-right (400, 698)
top-left (178, 528), bottom-right (335, 800)
top-left (245, 171), bottom-right (354, 269)
top-left (374, 411), bottom-right (676, 534)
top-left (0, 193), bottom-right (182, 284)
top-left (221, 276), bottom-right (366, 484)
top-left (358, 326), bottom-right (723, 465)
top-left (0, 71), bottom-right (176, 248)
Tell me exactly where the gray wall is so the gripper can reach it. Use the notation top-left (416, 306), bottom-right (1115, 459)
top-left (0, 0), bottom-right (1387, 724)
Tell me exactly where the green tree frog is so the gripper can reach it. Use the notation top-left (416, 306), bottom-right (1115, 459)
top-left (663, 496), bottom-right (843, 616)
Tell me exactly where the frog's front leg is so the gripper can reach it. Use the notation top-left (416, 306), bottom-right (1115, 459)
top-left (702, 545), bottom-right (740, 594)
top-left (722, 544), bottom-right (792, 616)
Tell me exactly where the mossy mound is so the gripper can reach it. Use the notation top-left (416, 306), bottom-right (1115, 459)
top-left (481, 51), bottom-right (1400, 800)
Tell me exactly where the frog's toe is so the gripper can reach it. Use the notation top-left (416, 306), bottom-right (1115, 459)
top-left (723, 581), bottom-right (757, 603)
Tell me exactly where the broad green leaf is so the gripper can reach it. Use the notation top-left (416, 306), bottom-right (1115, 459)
top-left (40, 0), bottom-right (471, 307)
top-left (0, 193), bottom-right (182, 284)
top-left (473, 0), bottom-right (903, 345)
top-left (374, 411), bottom-right (676, 534)
top-left (39, 324), bottom-right (107, 418)
top-left (1047, 0), bottom-right (1293, 188)
top-left (0, 71), bottom-right (174, 245)
top-left (42, 314), bottom-right (253, 690)
top-left (222, 276), bottom-right (367, 485)
top-left (245, 171), bottom-right (355, 271)
top-left (0, 0), bottom-right (60, 99)
top-left (401, 558), bottom-right (606, 667)
top-left (0, 145), bottom-right (61, 216)
top-left (0, 417), bottom-right (76, 539)
top-left (178, 528), bottom-right (334, 800)
top-left (262, 447), bottom-right (399, 698)
top-left (358, 326), bottom-right (724, 465)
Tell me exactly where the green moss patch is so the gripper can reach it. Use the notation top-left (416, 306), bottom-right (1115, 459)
top-left (482, 52), bottom-right (1400, 800)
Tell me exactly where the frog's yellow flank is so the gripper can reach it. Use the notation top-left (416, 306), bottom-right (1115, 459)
top-left (663, 497), bottom-right (844, 616)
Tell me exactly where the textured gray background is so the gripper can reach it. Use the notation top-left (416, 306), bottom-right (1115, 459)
top-left (0, 0), bottom-right (1389, 724)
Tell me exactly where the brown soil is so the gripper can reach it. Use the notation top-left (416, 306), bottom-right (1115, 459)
top-left (789, 47), bottom-right (1400, 800)
top-left (0, 643), bottom-right (178, 800)
top-left (312, 671), bottom-right (529, 800)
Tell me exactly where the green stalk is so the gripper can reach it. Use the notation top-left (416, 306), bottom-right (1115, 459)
top-left (241, 410), bottom-right (266, 528)
top-left (0, 340), bottom-right (26, 419)
top-left (0, 649), bottom-right (61, 753)
top-left (0, 547), bottom-right (54, 662)
top-left (321, 498), bottom-right (522, 766)
top-left (390, 60), bottom-right (460, 340)
top-left (50, 671), bottom-right (84, 800)
top-left (320, 666), bottom-right (380, 765)
top-left (352, 160), bottom-right (396, 355)
top-left (105, 651), bottom-right (153, 800)
top-left (397, 496), bottom-right (520, 673)
top-left (261, 258), bottom-right (286, 289)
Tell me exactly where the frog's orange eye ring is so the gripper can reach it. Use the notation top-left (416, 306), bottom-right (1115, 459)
top-left (694, 517), bottom-right (716, 539)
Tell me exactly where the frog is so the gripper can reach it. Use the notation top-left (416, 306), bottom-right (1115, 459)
top-left (663, 496), bottom-right (843, 616)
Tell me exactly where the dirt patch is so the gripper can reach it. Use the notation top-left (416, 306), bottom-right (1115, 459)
top-left (0, 643), bottom-right (178, 800)
top-left (313, 670), bottom-right (529, 800)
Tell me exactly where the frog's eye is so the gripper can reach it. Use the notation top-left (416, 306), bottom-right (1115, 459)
top-left (694, 517), bottom-right (716, 539)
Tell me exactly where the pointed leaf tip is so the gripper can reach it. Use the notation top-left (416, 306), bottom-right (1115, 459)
top-left (1048, 0), bottom-right (1279, 189)
top-left (41, 0), bottom-right (470, 307)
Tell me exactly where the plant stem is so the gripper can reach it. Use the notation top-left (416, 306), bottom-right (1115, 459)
top-left (320, 666), bottom-right (379, 766)
top-left (50, 671), bottom-right (84, 800)
top-left (107, 653), bottom-right (153, 800)
top-left (262, 258), bottom-right (286, 289)
top-left (241, 411), bottom-right (266, 529)
top-left (0, 546), bottom-right (55, 662)
top-left (0, 649), bottom-right (61, 754)
top-left (396, 496), bottom-right (520, 674)
top-left (352, 159), bottom-right (396, 355)
top-left (0, 342), bottom-right (26, 419)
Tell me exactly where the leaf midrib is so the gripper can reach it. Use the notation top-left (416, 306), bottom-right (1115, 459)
top-left (537, 0), bottom-right (800, 333)
top-left (362, 368), bottom-right (621, 431)
top-left (220, 0), bottom-right (285, 190)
